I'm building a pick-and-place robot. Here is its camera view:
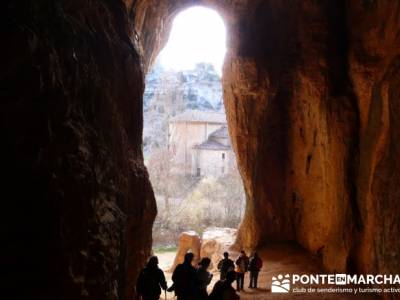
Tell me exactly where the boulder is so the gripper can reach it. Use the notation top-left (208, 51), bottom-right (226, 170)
top-left (170, 231), bottom-right (201, 271)
top-left (200, 227), bottom-right (238, 270)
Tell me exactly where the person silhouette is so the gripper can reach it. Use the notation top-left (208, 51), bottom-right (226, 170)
top-left (209, 270), bottom-right (240, 300)
top-left (217, 252), bottom-right (235, 280)
top-left (136, 256), bottom-right (167, 300)
top-left (196, 257), bottom-right (213, 300)
top-left (235, 251), bottom-right (249, 291)
top-left (248, 252), bottom-right (262, 288)
top-left (172, 252), bottom-right (197, 300)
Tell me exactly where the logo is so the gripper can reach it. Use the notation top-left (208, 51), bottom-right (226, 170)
top-left (272, 274), bottom-right (291, 293)
top-left (271, 273), bottom-right (400, 295)
top-left (335, 274), bottom-right (347, 285)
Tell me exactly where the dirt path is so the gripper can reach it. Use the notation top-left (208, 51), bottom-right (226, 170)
top-left (156, 244), bottom-right (379, 300)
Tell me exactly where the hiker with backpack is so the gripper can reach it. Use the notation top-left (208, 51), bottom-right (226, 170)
top-left (248, 252), bottom-right (263, 289)
top-left (217, 252), bottom-right (235, 280)
top-left (235, 251), bottom-right (249, 291)
top-left (208, 270), bottom-right (240, 300)
top-left (136, 256), bottom-right (167, 300)
top-left (196, 257), bottom-right (213, 300)
top-left (172, 252), bottom-right (197, 300)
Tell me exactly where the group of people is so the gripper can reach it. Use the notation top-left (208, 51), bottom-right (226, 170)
top-left (136, 250), bottom-right (263, 300)
top-left (217, 251), bottom-right (263, 291)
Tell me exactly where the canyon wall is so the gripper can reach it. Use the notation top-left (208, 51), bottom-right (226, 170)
top-left (2, 1), bottom-right (400, 300)
top-left (222, 0), bottom-right (400, 279)
top-left (2, 1), bottom-right (155, 299)
top-left (347, 0), bottom-right (400, 278)
top-left (224, 0), bottom-right (360, 273)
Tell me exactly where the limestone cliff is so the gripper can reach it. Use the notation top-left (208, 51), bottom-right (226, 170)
top-left (143, 62), bottom-right (223, 155)
top-left (222, 1), bottom-right (400, 279)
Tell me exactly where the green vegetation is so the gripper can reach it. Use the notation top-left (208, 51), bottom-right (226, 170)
top-left (153, 245), bottom-right (178, 253)
top-left (148, 149), bottom-right (245, 247)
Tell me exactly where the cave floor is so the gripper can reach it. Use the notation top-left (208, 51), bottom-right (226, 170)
top-left (157, 243), bottom-right (379, 299)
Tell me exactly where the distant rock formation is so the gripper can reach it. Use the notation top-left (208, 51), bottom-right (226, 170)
top-left (170, 228), bottom-right (237, 272)
top-left (143, 62), bottom-right (223, 155)
top-left (200, 227), bottom-right (238, 270)
top-left (169, 231), bottom-right (201, 271)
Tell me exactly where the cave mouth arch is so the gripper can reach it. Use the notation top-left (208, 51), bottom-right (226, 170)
top-left (133, 1), bottom-right (394, 298)
top-left (142, 5), bottom-right (246, 257)
top-left (4, 2), bottom-right (399, 300)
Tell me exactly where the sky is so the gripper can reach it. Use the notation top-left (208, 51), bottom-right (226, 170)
top-left (158, 6), bottom-right (226, 74)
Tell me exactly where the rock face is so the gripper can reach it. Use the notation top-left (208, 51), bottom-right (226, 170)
top-left (144, 62), bottom-right (222, 113)
top-left (3, 1), bottom-right (400, 300)
top-left (171, 228), bottom-right (237, 271)
top-left (143, 62), bottom-right (223, 154)
top-left (223, 0), bottom-right (360, 271)
top-left (222, 1), bottom-right (400, 281)
top-left (170, 231), bottom-right (201, 271)
top-left (200, 227), bottom-right (237, 270)
top-left (347, 2), bottom-right (400, 279)
top-left (2, 2), bottom-right (155, 299)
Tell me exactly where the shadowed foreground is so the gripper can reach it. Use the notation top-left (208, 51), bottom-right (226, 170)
top-left (160, 244), bottom-right (380, 300)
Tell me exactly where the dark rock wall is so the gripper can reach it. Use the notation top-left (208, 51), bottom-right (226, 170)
top-left (348, 0), bottom-right (400, 278)
top-left (2, 1), bottom-right (155, 299)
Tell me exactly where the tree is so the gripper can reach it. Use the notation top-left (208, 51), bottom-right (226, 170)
top-left (146, 147), bottom-right (198, 226)
top-left (218, 169), bottom-right (246, 227)
top-left (146, 150), bottom-right (246, 247)
top-left (147, 148), bottom-right (174, 217)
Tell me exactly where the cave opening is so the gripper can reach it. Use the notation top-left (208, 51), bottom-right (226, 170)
top-left (142, 6), bottom-right (246, 271)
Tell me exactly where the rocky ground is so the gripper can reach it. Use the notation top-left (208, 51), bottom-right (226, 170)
top-left (156, 244), bottom-right (379, 300)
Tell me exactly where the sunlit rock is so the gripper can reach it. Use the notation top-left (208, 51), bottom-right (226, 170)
top-left (170, 231), bottom-right (201, 271)
top-left (200, 227), bottom-right (237, 270)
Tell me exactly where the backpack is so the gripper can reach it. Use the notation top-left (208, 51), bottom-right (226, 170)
top-left (249, 257), bottom-right (262, 271)
top-left (218, 259), bottom-right (234, 273)
top-left (235, 256), bottom-right (248, 273)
